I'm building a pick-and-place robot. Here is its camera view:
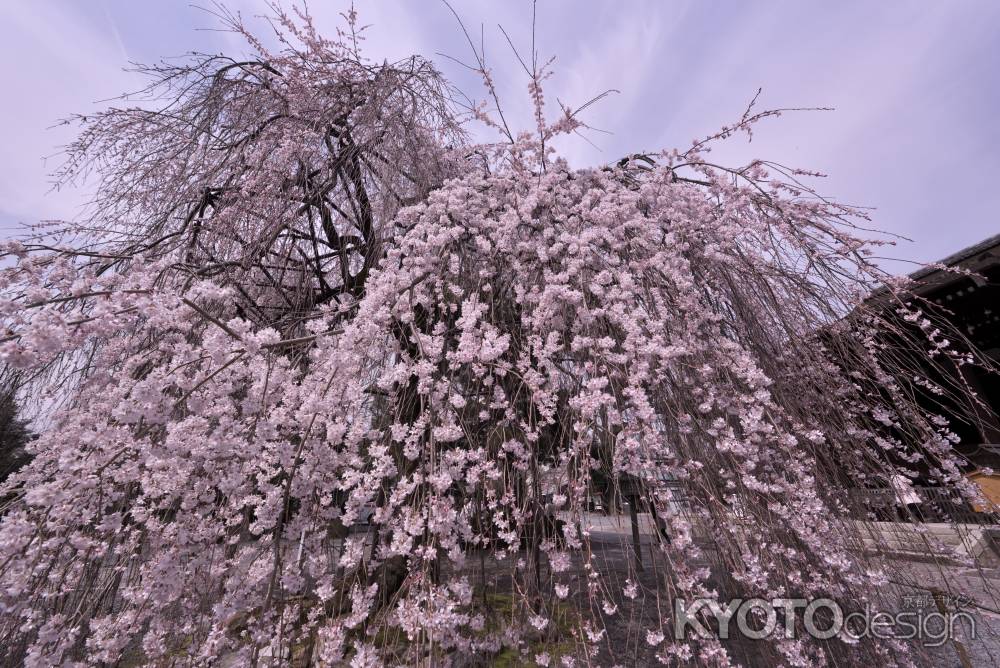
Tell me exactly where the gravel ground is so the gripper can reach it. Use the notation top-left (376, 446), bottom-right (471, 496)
top-left (208, 516), bottom-right (1000, 666)
top-left (552, 522), bottom-right (1000, 667)
top-left (887, 560), bottom-right (1000, 667)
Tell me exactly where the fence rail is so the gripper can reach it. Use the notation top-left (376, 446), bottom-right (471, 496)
top-left (837, 486), bottom-right (996, 525)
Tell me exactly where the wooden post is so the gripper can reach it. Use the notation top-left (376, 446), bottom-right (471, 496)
top-left (629, 496), bottom-right (643, 571)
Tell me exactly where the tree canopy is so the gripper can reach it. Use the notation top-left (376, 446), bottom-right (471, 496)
top-left (0, 6), bottom-right (994, 666)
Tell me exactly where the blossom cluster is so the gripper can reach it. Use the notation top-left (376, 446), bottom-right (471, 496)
top-left (0, 6), bottom-right (987, 667)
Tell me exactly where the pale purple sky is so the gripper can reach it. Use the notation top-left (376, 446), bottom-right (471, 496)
top-left (1, 1), bottom-right (998, 274)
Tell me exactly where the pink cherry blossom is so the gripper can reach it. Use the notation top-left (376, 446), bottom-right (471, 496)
top-left (0, 5), bottom-right (992, 667)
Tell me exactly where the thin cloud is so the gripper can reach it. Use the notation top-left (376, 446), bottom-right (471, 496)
top-left (2, 1), bottom-right (998, 268)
